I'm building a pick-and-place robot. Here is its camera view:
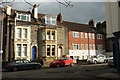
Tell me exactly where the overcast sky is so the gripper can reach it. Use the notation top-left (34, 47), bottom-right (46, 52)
top-left (9, 2), bottom-right (105, 25)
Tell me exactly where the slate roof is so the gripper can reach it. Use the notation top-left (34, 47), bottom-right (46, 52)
top-left (62, 21), bottom-right (97, 33)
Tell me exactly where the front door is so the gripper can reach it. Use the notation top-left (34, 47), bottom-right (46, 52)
top-left (32, 46), bottom-right (36, 60)
top-left (58, 47), bottom-right (62, 58)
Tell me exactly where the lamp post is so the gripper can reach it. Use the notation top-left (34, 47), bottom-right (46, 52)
top-left (0, 5), bottom-right (3, 80)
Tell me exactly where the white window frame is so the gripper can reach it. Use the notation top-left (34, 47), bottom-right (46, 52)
top-left (22, 44), bottom-right (27, 57)
top-left (51, 17), bottom-right (56, 25)
top-left (97, 34), bottom-right (102, 39)
top-left (51, 31), bottom-right (55, 40)
top-left (45, 16), bottom-right (56, 25)
top-left (23, 28), bottom-right (27, 39)
top-left (73, 32), bottom-right (79, 38)
top-left (47, 45), bottom-right (50, 56)
top-left (89, 44), bottom-right (92, 50)
top-left (52, 45), bottom-right (55, 56)
top-left (81, 32), bottom-right (83, 38)
top-left (89, 33), bottom-right (91, 39)
top-left (85, 33), bottom-right (87, 38)
top-left (73, 44), bottom-right (79, 50)
top-left (47, 31), bottom-right (50, 40)
top-left (93, 44), bottom-right (95, 50)
top-left (16, 27), bottom-right (29, 39)
top-left (17, 28), bottom-right (21, 38)
top-left (16, 12), bottom-right (31, 21)
top-left (92, 33), bottom-right (95, 39)
top-left (16, 44), bottom-right (21, 57)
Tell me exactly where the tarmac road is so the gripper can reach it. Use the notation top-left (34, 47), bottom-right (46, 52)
top-left (2, 63), bottom-right (120, 79)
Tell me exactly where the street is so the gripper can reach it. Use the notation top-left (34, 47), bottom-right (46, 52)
top-left (2, 63), bottom-right (120, 79)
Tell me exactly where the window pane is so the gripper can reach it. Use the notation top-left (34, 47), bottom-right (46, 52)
top-left (89, 33), bottom-right (91, 39)
top-left (73, 32), bottom-right (79, 37)
top-left (86, 44), bottom-right (88, 49)
top-left (46, 17), bottom-right (50, 24)
top-left (52, 45), bottom-right (55, 56)
top-left (98, 45), bottom-right (103, 50)
top-left (23, 29), bottom-right (27, 38)
top-left (17, 28), bottom-right (21, 38)
top-left (93, 45), bottom-right (95, 50)
top-left (81, 44), bottom-right (84, 50)
top-left (92, 33), bottom-right (95, 39)
top-left (27, 16), bottom-right (29, 21)
top-left (73, 44), bottom-right (79, 50)
top-left (47, 45), bottom-right (50, 56)
top-left (42, 31), bottom-right (45, 40)
top-left (81, 32), bottom-right (83, 38)
top-left (21, 15), bottom-right (26, 21)
top-left (18, 14), bottom-right (21, 19)
top-left (85, 33), bottom-right (87, 38)
top-left (52, 18), bottom-right (56, 25)
top-left (23, 44), bottom-right (27, 56)
top-left (17, 44), bottom-right (21, 56)
top-left (52, 31), bottom-right (55, 40)
top-left (47, 31), bottom-right (50, 40)
top-left (17, 13), bottom-right (30, 21)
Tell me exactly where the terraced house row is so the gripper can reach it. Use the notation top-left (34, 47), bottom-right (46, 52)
top-left (2, 4), bottom-right (105, 66)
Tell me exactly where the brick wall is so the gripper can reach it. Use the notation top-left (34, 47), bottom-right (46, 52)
top-left (69, 31), bottom-right (96, 50)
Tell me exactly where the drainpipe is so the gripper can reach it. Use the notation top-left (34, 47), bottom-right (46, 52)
top-left (13, 11), bottom-right (16, 61)
top-left (88, 32), bottom-right (90, 59)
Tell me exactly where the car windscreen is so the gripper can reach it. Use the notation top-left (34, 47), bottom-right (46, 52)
top-left (15, 60), bottom-right (23, 63)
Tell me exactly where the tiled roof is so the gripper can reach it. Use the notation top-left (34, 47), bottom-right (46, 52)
top-left (62, 21), bottom-right (97, 33)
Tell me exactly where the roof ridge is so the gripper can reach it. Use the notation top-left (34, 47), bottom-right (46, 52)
top-left (63, 20), bottom-right (89, 26)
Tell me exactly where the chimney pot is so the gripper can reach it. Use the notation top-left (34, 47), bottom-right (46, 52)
top-left (6, 6), bottom-right (11, 15)
top-left (89, 19), bottom-right (94, 27)
top-left (57, 13), bottom-right (62, 23)
top-left (32, 4), bottom-right (38, 18)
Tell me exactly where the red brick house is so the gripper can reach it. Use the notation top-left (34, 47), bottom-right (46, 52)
top-left (62, 20), bottom-right (105, 61)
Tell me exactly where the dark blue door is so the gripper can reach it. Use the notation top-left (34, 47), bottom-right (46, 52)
top-left (32, 46), bottom-right (36, 60)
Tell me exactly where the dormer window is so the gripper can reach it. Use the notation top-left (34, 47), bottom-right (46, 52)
top-left (16, 12), bottom-right (31, 21)
top-left (45, 16), bottom-right (56, 25)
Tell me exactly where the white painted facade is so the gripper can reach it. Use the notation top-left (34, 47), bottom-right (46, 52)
top-left (68, 49), bottom-right (105, 62)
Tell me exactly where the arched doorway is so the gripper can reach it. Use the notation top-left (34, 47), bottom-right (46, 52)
top-left (58, 46), bottom-right (62, 58)
top-left (32, 46), bottom-right (36, 60)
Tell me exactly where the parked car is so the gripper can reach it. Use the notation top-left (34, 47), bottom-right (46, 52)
top-left (106, 56), bottom-right (113, 62)
top-left (3, 59), bottom-right (41, 71)
top-left (87, 54), bottom-right (107, 64)
top-left (108, 57), bottom-right (114, 67)
top-left (50, 57), bottom-right (75, 67)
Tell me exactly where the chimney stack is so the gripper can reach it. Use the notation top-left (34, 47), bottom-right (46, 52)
top-left (6, 6), bottom-right (11, 15)
top-left (32, 4), bottom-right (38, 18)
top-left (96, 22), bottom-right (101, 28)
top-left (89, 19), bottom-right (94, 27)
top-left (57, 13), bottom-right (62, 23)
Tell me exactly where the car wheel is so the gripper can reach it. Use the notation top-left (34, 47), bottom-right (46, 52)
top-left (12, 67), bottom-right (18, 72)
top-left (70, 62), bottom-right (74, 66)
top-left (94, 61), bottom-right (97, 64)
top-left (35, 65), bottom-right (41, 69)
top-left (56, 63), bottom-right (60, 67)
top-left (104, 60), bottom-right (107, 63)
